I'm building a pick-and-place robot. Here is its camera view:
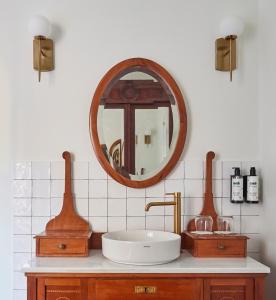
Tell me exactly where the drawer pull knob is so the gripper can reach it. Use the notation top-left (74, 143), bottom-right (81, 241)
top-left (58, 243), bottom-right (66, 250)
top-left (218, 244), bottom-right (225, 250)
top-left (135, 286), bottom-right (157, 294)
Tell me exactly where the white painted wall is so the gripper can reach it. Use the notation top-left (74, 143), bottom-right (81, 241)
top-left (8, 0), bottom-right (259, 161)
top-left (0, 0), bottom-right (261, 299)
top-left (0, 3), bottom-right (14, 300)
top-left (258, 0), bottom-right (276, 298)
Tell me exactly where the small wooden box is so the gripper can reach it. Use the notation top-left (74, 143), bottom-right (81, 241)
top-left (183, 231), bottom-right (248, 257)
top-left (35, 231), bottom-right (92, 257)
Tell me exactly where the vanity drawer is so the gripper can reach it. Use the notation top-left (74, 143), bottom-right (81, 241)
top-left (36, 237), bottom-right (89, 256)
top-left (94, 279), bottom-right (202, 300)
top-left (196, 239), bottom-right (246, 257)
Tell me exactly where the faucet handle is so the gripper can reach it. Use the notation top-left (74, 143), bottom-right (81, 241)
top-left (165, 192), bottom-right (181, 198)
top-left (165, 192), bottom-right (176, 196)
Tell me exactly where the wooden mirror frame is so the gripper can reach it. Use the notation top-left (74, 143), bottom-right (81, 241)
top-left (89, 58), bottom-right (187, 188)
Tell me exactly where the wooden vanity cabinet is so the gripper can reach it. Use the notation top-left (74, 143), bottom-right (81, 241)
top-left (27, 274), bottom-right (265, 300)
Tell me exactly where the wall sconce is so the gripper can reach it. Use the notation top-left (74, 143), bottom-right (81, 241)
top-left (215, 16), bottom-right (244, 81)
top-left (28, 15), bottom-right (54, 82)
top-left (144, 129), bottom-right (151, 145)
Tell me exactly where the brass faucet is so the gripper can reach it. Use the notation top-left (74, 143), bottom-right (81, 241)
top-left (145, 192), bottom-right (182, 235)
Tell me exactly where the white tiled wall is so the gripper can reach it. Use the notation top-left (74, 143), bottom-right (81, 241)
top-left (12, 160), bottom-right (263, 299)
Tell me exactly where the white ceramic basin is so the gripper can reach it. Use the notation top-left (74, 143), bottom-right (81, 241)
top-left (102, 230), bottom-right (181, 265)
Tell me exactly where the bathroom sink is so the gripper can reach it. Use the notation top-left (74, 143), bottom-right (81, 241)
top-left (102, 230), bottom-right (181, 265)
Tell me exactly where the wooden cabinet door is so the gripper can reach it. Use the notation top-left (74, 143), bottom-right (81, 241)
top-left (37, 278), bottom-right (88, 300)
top-left (204, 278), bottom-right (254, 300)
top-left (93, 278), bottom-right (203, 300)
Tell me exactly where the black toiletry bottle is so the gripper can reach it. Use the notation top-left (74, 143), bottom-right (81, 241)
top-left (231, 167), bottom-right (244, 203)
top-left (244, 167), bottom-right (259, 203)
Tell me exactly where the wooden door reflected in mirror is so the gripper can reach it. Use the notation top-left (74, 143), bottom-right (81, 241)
top-left (90, 58), bottom-right (187, 188)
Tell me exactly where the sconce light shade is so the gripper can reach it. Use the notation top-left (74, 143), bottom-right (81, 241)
top-left (28, 15), bottom-right (51, 37)
top-left (219, 16), bottom-right (244, 37)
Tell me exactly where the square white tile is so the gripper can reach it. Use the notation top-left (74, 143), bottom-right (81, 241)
top-left (221, 198), bottom-right (241, 216)
top-left (108, 198), bottom-right (126, 216)
top-left (108, 180), bottom-right (126, 198)
top-left (145, 198), bottom-right (164, 215)
top-left (13, 289), bottom-right (27, 300)
top-left (31, 162), bottom-right (50, 179)
top-left (50, 161), bottom-right (64, 179)
top-left (127, 198), bottom-right (145, 216)
top-left (164, 179), bottom-right (184, 195)
top-left (166, 161), bottom-right (184, 179)
top-left (73, 180), bottom-right (88, 198)
top-left (13, 252), bottom-right (31, 271)
top-left (222, 161), bottom-right (241, 179)
top-left (89, 217), bottom-right (107, 232)
top-left (184, 179), bottom-right (203, 198)
top-left (127, 217), bottom-right (146, 230)
top-left (75, 198), bottom-right (89, 216)
top-left (31, 217), bottom-right (50, 235)
top-left (13, 198), bottom-right (31, 216)
top-left (13, 271), bottom-right (27, 289)
top-left (73, 162), bottom-right (89, 179)
top-left (32, 180), bottom-right (50, 198)
top-left (51, 180), bottom-right (64, 197)
top-left (89, 198), bottom-right (107, 216)
top-left (50, 197), bottom-right (63, 216)
top-left (108, 217), bottom-right (126, 231)
top-left (89, 180), bottom-right (107, 198)
top-left (222, 179), bottom-right (230, 198)
top-left (185, 160), bottom-right (203, 179)
top-left (241, 215), bottom-right (261, 234)
top-left (184, 198), bottom-right (203, 216)
top-left (146, 182), bottom-right (164, 198)
top-left (13, 180), bottom-right (32, 198)
top-left (13, 235), bottom-right (32, 253)
top-left (89, 161), bottom-right (107, 179)
top-left (32, 198), bottom-right (50, 216)
top-left (164, 216), bottom-right (174, 232)
top-left (14, 162), bottom-right (31, 179)
top-left (146, 216), bottom-right (164, 231)
top-left (233, 216), bottom-right (241, 234)
top-left (13, 217), bottom-right (31, 234)
top-left (127, 187), bottom-right (145, 198)
top-left (241, 203), bottom-right (263, 216)
top-left (212, 180), bottom-right (222, 197)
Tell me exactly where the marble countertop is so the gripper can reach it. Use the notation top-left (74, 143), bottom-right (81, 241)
top-left (22, 250), bottom-right (270, 274)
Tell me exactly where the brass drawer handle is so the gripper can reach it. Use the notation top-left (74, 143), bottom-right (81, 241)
top-left (58, 243), bottom-right (66, 250)
top-left (218, 244), bottom-right (225, 250)
top-left (134, 286), bottom-right (157, 294)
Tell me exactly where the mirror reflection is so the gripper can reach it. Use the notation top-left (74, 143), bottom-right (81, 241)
top-left (97, 70), bottom-right (180, 180)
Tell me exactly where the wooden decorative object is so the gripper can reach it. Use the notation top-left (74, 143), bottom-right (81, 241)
top-left (35, 151), bottom-right (92, 257)
top-left (90, 58), bottom-right (187, 188)
top-left (183, 151), bottom-right (248, 258)
top-left (187, 151), bottom-right (217, 231)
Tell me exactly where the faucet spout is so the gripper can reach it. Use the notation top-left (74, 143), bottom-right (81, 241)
top-left (145, 201), bottom-right (175, 211)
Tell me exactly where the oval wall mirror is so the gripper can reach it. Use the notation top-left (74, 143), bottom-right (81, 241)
top-left (90, 58), bottom-right (187, 188)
